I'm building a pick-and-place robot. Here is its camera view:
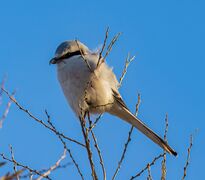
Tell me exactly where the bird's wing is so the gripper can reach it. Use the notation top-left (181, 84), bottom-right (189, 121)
top-left (112, 89), bottom-right (128, 109)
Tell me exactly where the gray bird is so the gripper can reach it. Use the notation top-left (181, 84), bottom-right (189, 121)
top-left (50, 40), bottom-right (177, 156)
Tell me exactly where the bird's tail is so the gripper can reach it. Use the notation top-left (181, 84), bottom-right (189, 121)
top-left (109, 103), bottom-right (177, 156)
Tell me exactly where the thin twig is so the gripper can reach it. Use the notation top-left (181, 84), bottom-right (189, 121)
top-left (119, 53), bottom-right (135, 87)
top-left (147, 164), bottom-right (152, 180)
top-left (112, 94), bottom-right (141, 180)
top-left (1, 87), bottom-right (85, 148)
top-left (112, 126), bottom-right (134, 180)
top-left (0, 161), bottom-right (6, 167)
top-left (45, 111), bottom-right (84, 180)
top-left (0, 76), bottom-right (7, 105)
top-left (37, 149), bottom-right (66, 180)
top-left (97, 27), bottom-right (109, 67)
top-left (79, 114), bottom-right (98, 180)
top-left (0, 90), bottom-right (16, 128)
top-left (161, 114), bottom-right (168, 180)
top-left (91, 131), bottom-right (106, 180)
top-left (9, 145), bottom-right (19, 180)
top-left (1, 169), bottom-right (24, 180)
top-left (103, 32), bottom-right (121, 61)
top-left (75, 39), bottom-right (92, 71)
top-left (88, 114), bottom-right (103, 131)
top-left (29, 171), bottom-right (33, 180)
top-left (88, 114), bottom-right (106, 180)
top-left (130, 153), bottom-right (165, 179)
top-left (20, 162), bottom-right (71, 179)
top-left (0, 153), bottom-right (50, 179)
top-left (182, 135), bottom-right (193, 180)
top-left (135, 94), bottom-right (141, 117)
top-left (164, 114), bottom-right (168, 142)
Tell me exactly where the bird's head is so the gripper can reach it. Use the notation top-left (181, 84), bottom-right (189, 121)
top-left (49, 40), bottom-right (89, 65)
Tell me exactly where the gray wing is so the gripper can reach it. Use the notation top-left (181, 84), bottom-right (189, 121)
top-left (112, 89), bottom-right (128, 110)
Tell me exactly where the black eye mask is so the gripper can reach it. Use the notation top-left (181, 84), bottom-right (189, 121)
top-left (58, 50), bottom-right (82, 60)
top-left (50, 50), bottom-right (82, 64)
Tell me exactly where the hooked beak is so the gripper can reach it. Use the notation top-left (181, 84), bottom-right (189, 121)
top-left (49, 57), bottom-right (57, 65)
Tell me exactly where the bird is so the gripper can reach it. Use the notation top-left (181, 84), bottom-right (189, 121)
top-left (49, 40), bottom-right (177, 156)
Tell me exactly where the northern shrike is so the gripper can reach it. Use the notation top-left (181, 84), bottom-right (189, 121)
top-left (50, 40), bottom-right (177, 156)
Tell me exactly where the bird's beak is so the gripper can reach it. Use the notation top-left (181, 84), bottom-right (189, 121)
top-left (49, 57), bottom-right (57, 65)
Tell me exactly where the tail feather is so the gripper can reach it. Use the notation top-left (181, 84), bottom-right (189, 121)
top-left (110, 103), bottom-right (177, 156)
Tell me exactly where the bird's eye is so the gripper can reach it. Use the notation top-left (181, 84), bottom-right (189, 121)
top-left (66, 52), bottom-right (70, 57)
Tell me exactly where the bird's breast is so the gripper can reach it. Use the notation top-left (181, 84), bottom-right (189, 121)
top-left (57, 56), bottom-right (93, 115)
top-left (56, 54), bottom-right (119, 116)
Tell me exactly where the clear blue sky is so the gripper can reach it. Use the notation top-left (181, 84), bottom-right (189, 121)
top-left (0, 0), bottom-right (204, 179)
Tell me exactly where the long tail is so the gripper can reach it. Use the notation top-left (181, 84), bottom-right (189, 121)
top-left (109, 102), bottom-right (177, 156)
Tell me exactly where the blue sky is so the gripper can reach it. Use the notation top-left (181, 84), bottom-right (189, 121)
top-left (0, 0), bottom-right (204, 179)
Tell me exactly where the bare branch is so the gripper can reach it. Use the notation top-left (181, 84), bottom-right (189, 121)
top-left (1, 87), bottom-right (85, 148)
top-left (135, 93), bottom-right (141, 117)
top-left (79, 114), bottom-right (98, 180)
top-left (88, 116), bottom-right (106, 180)
top-left (9, 145), bottom-right (19, 180)
top-left (119, 53), bottom-right (135, 87)
top-left (112, 126), bottom-right (134, 180)
top-left (97, 27), bottom-right (109, 67)
top-left (163, 114), bottom-right (168, 142)
top-left (19, 162), bottom-right (71, 179)
top-left (1, 169), bottom-right (24, 180)
top-left (29, 172), bottom-right (33, 180)
top-left (112, 93), bottom-right (141, 180)
top-left (147, 164), bottom-right (152, 180)
top-left (103, 32), bottom-right (121, 61)
top-left (37, 149), bottom-right (66, 180)
top-left (88, 114), bottom-right (103, 131)
top-left (75, 39), bottom-right (92, 71)
top-left (0, 153), bottom-right (50, 180)
top-left (0, 76), bottom-right (7, 105)
top-left (182, 135), bottom-right (193, 180)
top-left (130, 153), bottom-right (165, 180)
top-left (0, 90), bottom-right (16, 128)
top-left (0, 161), bottom-right (6, 167)
top-left (45, 111), bottom-right (84, 180)
top-left (161, 114), bottom-right (168, 180)
top-left (91, 131), bottom-right (106, 180)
